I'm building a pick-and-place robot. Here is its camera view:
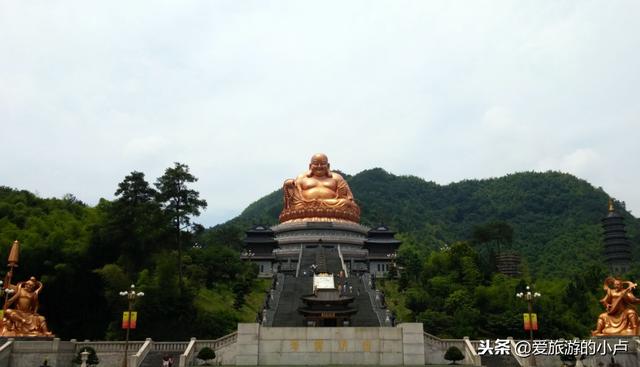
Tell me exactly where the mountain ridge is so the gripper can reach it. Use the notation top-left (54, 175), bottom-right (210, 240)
top-left (216, 168), bottom-right (640, 278)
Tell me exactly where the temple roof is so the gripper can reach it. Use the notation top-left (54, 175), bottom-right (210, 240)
top-left (244, 224), bottom-right (277, 245)
top-left (365, 224), bottom-right (401, 245)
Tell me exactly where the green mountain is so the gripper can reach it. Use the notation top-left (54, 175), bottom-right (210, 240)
top-left (221, 169), bottom-right (640, 278)
top-left (2, 168), bottom-right (639, 340)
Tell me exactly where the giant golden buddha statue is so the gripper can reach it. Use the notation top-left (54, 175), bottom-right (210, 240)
top-left (279, 153), bottom-right (360, 223)
top-left (592, 277), bottom-right (640, 336)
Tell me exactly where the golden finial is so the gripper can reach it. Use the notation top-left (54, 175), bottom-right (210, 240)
top-left (8, 240), bottom-right (19, 267)
top-left (608, 198), bottom-right (615, 213)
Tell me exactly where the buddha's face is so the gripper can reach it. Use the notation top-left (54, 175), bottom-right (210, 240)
top-left (25, 280), bottom-right (36, 292)
top-left (309, 154), bottom-right (329, 177)
top-left (614, 280), bottom-right (622, 290)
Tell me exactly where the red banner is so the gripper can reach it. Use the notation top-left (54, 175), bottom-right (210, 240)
top-left (122, 311), bottom-right (129, 329)
top-left (122, 311), bottom-right (138, 329)
top-left (523, 313), bottom-right (538, 331)
top-left (531, 313), bottom-right (538, 331)
top-left (130, 312), bottom-right (137, 329)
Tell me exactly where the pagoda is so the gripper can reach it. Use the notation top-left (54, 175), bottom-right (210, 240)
top-left (602, 199), bottom-right (632, 274)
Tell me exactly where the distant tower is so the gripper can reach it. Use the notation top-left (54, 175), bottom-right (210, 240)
top-left (602, 199), bottom-right (632, 274)
top-left (495, 252), bottom-right (521, 277)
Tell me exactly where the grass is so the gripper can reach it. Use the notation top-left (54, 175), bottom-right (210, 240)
top-left (379, 279), bottom-right (413, 323)
top-left (238, 279), bottom-right (271, 321)
top-left (193, 278), bottom-right (270, 322)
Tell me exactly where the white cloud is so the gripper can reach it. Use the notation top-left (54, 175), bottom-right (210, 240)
top-left (1, 1), bottom-right (639, 225)
top-left (536, 148), bottom-right (604, 176)
top-left (123, 136), bottom-right (169, 158)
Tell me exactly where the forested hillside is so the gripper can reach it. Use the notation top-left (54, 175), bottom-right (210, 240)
top-left (0, 164), bottom-right (265, 341)
top-left (224, 169), bottom-right (640, 278)
top-left (0, 167), bottom-right (638, 340)
top-left (217, 168), bottom-right (640, 338)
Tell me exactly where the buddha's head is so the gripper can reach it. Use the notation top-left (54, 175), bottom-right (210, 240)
top-left (307, 153), bottom-right (331, 178)
top-left (24, 277), bottom-right (37, 292)
top-left (613, 279), bottom-right (622, 290)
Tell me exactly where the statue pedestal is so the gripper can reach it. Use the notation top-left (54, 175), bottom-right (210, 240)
top-left (272, 221), bottom-right (369, 276)
top-left (579, 336), bottom-right (639, 367)
top-left (1, 336), bottom-right (55, 341)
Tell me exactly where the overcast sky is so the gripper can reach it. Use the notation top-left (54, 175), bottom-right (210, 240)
top-left (1, 1), bottom-right (639, 226)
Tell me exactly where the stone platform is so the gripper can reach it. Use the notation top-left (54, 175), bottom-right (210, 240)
top-left (236, 323), bottom-right (425, 366)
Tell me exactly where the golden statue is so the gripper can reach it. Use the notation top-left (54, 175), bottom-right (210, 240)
top-left (0, 241), bottom-right (53, 337)
top-left (592, 277), bottom-right (640, 336)
top-left (279, 153), bottom-right (360, 223)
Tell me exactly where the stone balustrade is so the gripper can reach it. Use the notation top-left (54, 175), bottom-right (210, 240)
top-left (1, 327), bottom-right (636, 367)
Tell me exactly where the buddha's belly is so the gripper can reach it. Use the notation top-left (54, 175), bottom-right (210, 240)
top-left (301, 186), bottom-right (338, 200)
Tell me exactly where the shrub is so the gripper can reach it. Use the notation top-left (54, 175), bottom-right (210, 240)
top-left (444, 346), bottom-right (464, 365)
top-left (197, 347), bottom-right (216, 365)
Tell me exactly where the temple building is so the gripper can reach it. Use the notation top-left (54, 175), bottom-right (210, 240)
top-left (242, 222), bottom-right (401, 279)
top-left (241, 153), bottom-right (399, 327)
top-left (602, 199), bottom-right (633, 274)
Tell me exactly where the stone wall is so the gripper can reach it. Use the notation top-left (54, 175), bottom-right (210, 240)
top-left (235, 323), bottom-right (425, 366)
top-left (3, 339), bottom-right (145, 367)
top-left (9, 339), bottom-right (75, 367)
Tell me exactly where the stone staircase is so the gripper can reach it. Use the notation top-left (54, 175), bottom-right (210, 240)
top-left (323, 247), bottom-right (343, 274)
top-left (139, 351), bottom-right (178, 367)
top-left (271, 275), bottom-right (313, 326)
top-left (138, 341), bottom-right (186, 367)
top-left (362, 273), bottom-right (389, 325)
top-left (480, 354), bottom-right (522, 367)
top-left (270, 244), bottom-right (382, 327)
top-left (349, 278), bottom-right (382, 326)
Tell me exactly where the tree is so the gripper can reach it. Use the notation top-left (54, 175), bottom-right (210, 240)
top-left (155, 163), bottom-right (207, 289)
top-left (444, 346), bottom-right (464, 365)
top-left (115, 171), bottom-right (157, 205)
top-left (472, 221), bottom-right (514, 251)
top-left (106, 171), bottom-right (167, 273)
top-left (197, 347), bottom-right (216, 365)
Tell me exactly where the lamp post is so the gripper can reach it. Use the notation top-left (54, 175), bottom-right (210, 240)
top-left (516, 286), bottom-right (541, 367)
top-left (120, 284), bottom-right (144, 367)
top-left (241, 249), bottom-right (255, 260)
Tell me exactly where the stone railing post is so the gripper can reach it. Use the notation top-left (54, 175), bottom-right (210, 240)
top-left (399, 323), bottom-right (425, 365)
top-left (236, 324), bottom-right (259, 365)
top-left (179, 337), bottom-right (197, 367)
top-left (130, 338), bottom-right (152, 367)
top-left (463, 336), bottom-right (481, 366)
top-left (508, 337), bottom-right (528, 367)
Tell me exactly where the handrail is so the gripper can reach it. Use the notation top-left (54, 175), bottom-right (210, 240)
top-left (362, 273), bottom-right (384, 325)
top-left (130, 338), bottom-right (152, 367)
top-left (337, 244), bottom-right (348, 277)
top-left (508, 337), bottom-right (527, 367)
top-left (0, 339), bottom-right (13, 361)
top-left (195, 331), bottom-right (239, 351)
top-left (265, 273), bottom-right (284, 326)
top-left (463, 336), bottom-right (482, 366)
top-left (179, 337), bottom-right (197, 367)
top-left (152, 341), bottom-right (188, 351)
top-left (295, 244), bottom-right (303, 277)
top-left (73, 341), bottom-right (146, 353)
